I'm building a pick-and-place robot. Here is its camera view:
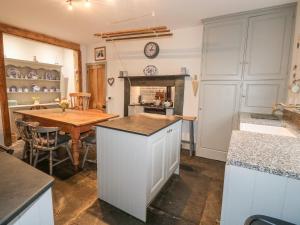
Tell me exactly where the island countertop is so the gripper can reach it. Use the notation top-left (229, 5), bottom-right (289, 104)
top-left (0, 152), bottom-right (54, 225)
top-left (96, 113), bottom-right (182, 136)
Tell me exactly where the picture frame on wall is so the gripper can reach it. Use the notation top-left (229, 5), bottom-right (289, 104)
top-left (95, 46), bottom-right (106, 61)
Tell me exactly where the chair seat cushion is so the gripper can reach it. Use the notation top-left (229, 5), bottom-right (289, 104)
top-left (57, 134), bottom-right (71, 145)
top-left (83, 134), bottom-right (96, 145)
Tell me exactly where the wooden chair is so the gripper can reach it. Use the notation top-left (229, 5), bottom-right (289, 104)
top-left (69, 92), bottom-right (91, 110)
top-left (15, 119), bottom-right (39, 165)
top-left (81, 127), bottom-right (96, 168)
top-left (30, 126), bottom-right (73, 175)
top-left (30, 105), bottom-right (48, 110)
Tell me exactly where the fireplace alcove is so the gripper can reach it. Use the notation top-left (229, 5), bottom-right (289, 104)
top-left (120, 74), bottom-right (189, 116)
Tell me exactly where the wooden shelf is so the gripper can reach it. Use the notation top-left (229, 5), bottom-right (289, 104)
top-left (7, 92), bottom-right (61, 94)
top-left (118, 74), bottom-right (190, 79)
top-left (5, 58), bottom-right (62, 69)
top-left (6, 77), bottom-right (60, 82)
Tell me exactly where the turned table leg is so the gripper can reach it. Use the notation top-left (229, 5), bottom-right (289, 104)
top-left (71, 127), bottom-right (81, 170)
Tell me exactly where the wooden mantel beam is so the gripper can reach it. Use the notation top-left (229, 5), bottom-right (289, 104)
top-left (0, 22), bottom-right (80, 51)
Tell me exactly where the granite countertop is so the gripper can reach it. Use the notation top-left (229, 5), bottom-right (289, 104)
top-left (128, 104), bottom-right (174, 109)
top-left (96, 113), bottom-right (181, 136)
top-left (227, 130), bottom-right (300, 180)
top-left (227, 112), bottom-right (300, 180)
top-left (0, 152), bottom-right (54, 224)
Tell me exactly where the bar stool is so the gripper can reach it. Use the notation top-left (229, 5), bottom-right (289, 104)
top-left (176, 115), bottom-right (197, 156)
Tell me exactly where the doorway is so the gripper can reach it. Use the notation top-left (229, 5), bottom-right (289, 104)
top-left (86, 63), bottom-right (106, 111)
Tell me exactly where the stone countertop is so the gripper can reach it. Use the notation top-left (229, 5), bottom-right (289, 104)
top-left (227, 130), bottom-right (300, 180)
top-left (0, 152), bottom-right (54, 225)
top-left (96, 113), bottom-right (181, 136)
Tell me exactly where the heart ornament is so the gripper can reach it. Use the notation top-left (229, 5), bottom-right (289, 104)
top-left (107, 77), bottom-right (115, 86)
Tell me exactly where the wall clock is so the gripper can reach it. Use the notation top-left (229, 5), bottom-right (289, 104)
top-left (144, 42), bottom-right (159, 59)
top-left (143, 65), bottom-right (158, 76)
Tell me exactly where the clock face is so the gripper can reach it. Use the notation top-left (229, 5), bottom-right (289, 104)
top-left (144, 42), bottom-right (159, 59)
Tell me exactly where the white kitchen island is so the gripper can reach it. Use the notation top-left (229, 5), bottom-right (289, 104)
top-left (96, 114), bottom-right (182, 222)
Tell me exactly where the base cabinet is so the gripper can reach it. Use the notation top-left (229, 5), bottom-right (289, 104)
top-left (9, 189), bottom-right (54, 225)
top-left (221, 166), bottom-right (300, 225)
top-left (97, 120), bottom-right (182, 222)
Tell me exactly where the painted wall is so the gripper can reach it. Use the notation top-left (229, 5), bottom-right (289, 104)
top-left (84, 26), bottom-right (203, 142)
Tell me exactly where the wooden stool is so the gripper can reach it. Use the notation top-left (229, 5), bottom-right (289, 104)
top-left (176, 115), bottom-right (197, 156)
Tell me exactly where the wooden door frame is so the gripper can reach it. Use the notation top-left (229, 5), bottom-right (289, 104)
top-left (0, 23), bottom-right (82, 146)
top-left (86, 62), bottom-right (107, 110)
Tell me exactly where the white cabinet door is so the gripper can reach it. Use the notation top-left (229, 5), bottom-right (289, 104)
top-left (240, 80), bottom-right (286, 113)
top-left (166, 122), bottom-right (181, 178)
top-left (149, 133), bottom-right (166, 200)
top-left (202, 18), bottom-right (247, 80)
top-left (244, 11), bottom-right (294, 80)
top-left (197, 81), bottom-right (240, 161)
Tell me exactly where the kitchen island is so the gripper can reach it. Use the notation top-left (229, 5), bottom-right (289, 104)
top-left (96, 114), bottom-right (182, 222)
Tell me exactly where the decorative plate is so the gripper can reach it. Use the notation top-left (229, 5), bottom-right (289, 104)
top-left (144, 42), bottom-right (159, 59)
top-left (143, 65), bottom-right (158, 76)
top-left (28, 71), bottom-right (38, 80)
top-left (32, 84), bottom-right (40, 92)
top-left (7, 67), bottom-right (21, 78)
top-left (22, 87), bottom-right (29, 93)
top-left (42, 87), bottom-right (48, 92)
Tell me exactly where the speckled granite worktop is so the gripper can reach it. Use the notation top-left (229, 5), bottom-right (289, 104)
top-left (0, 152), bottom-right (54, 224)
top-left (96, 113), bottom-right (181, 136)
top-left (227, 112), bottom-right (300, 180)
top-left (239, 112), bottom-right (284, 127)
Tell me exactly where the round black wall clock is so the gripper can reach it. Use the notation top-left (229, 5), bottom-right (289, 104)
top-left (144, 42), bottom-right (159, 59)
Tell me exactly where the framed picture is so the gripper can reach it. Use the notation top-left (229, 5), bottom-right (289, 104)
top-left (95, 46), bottom-right (106, 61)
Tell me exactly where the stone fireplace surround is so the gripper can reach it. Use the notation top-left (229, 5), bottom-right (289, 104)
top-left (122, 75), bottom-right (189, 116)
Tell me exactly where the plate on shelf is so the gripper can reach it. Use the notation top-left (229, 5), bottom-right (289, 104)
top-left (45, 71), bottom-right (52, 80)
top-left (50, 87), bottom-right (56, 92)
top-left (28, 70), bottom-right (38, 80)
top-left (7, 67), bottom-right (21, 79)
top-left (32, 84), bottom-right (40, 92)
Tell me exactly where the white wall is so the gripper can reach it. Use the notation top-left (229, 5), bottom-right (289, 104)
top-left (85, 26), bottom-right (203, 142)
top-left (3, 34), bottom-right (76, 98)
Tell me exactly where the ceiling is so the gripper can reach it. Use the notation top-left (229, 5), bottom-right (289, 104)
top-left (0, 0), bottom-right (296, 44)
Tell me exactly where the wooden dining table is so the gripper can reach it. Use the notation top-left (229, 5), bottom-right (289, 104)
top-left (15, 108), bottom-right (118, 170)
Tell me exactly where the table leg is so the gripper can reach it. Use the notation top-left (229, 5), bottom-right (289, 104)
top-left (71, 128), bottom-right (80, 170)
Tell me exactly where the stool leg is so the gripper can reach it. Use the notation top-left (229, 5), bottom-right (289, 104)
top-left (189, 121), bottom-right (195, 156)
top-left (49, 150), bottom-right (53, 176)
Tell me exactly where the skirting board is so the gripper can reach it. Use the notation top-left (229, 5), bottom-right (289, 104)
top-left (197, 147), bottom-right (227, 162)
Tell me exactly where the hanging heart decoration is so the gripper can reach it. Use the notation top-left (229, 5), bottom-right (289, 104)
top-left (107, 77), bottom-right (115, 86)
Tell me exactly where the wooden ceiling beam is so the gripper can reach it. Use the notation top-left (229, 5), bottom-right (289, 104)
top-left (101, 29), bottom-right (171, 38)
top-left (106, 33), bottom-right (173, 42)
top-left (0, 22), bottom-right (80, 51)
top-left (95, 26), bottom-right (168, 37)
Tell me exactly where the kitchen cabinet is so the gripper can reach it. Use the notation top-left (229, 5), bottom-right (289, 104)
top-left (202, 18), bottom-right (247, 81)
top-left (240, 80), bottom-right (286, 113)
top-left (97, 118), bottom-right (182, 222)
top-left (9, 189), bottom-right (54, 225)
top-left (244, 11), bottom-right (294, 80)
top-left (198, 81), bottom-right (240, 161)
top-left (198, 4), bottom-right (295, 161)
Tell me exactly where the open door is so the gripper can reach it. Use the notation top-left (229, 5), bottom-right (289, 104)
top-left (87, 64), bottom-right (106, 111)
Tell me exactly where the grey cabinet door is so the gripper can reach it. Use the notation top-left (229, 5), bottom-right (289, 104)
top-left (243, 11), bottom-right (294, 80)
top-left (202, 18), bottom-right (247, 81)
top-left (240, 80), bottom-right (286, 114)
top-left (197, 81), bottom-right (241, 161)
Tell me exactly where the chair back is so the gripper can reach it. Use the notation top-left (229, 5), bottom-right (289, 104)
top-left (15, 119), bottom-right (33, 141)
top-left (69, 92), bottom-right (91, 110)
top-left (30, 126), bottom-right (60, 151)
